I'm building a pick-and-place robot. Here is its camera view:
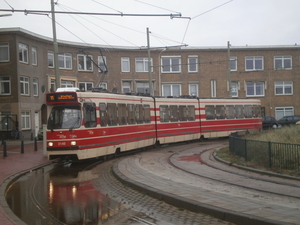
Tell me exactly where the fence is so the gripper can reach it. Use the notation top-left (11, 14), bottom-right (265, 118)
top-left (229, 132), bottom-right (300, 171)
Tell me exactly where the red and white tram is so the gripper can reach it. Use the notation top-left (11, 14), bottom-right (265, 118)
top-left (46, 91), bottom-right (262, 160)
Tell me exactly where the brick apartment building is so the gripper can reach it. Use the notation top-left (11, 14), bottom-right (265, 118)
top-left (0, 27), bottom-right (299, 139)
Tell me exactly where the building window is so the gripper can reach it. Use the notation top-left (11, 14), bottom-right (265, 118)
top-left (48, 51), bottom-right (54, 68)
top-left (136, 82), bottom-right (150, 94)
top-left (32, 47), bottom-right (37, 66)
top-left (0, 76), bottom-right (10, 95)
top-left (78, 54), bottom-right (93, 71)
top-left (188, 56), bottom-right (198, 72)
top-left (79, 82), bottom-right (93, 91)
top-left (275, 81), bottom-right (293, 95)
top-left (99, 83), bottom-right (107, 89)
top-left (275, 107), bottom-right (294, 120)
top-left (211, 80), bottom-right (216, 98)
top-left (122, 81), bottom-right (131, 93)
top-left (135, 57), bottom-right (152, 72)
top-left (19, 43), bottom-right (28, 63)
top-left (246, 82), bottom-right (264, 97)
top-left (98, 56), bottom-right (107, 72)
top-left (121, 57), bottom-right (130, 72)
top-left (20, 76), bottom-right (30, 95)
top-left (274, 56), bottom-right (292, 70)
top-left (61, 80), bottom-right (75, 88)
top-left (189, 83), bottom-right (198, 97)
top-left (245, 56), bottom-right (263, 71)
top-left (59, 53), bottom-right (72, 69)
top-left (230, 57), bottom-right (237, 71)
top-left (0, 43), bottom-right (9, 62)
top-left (21, 111), bottom-right (31, 130)
top-left (230, 82), bottom-right (239, 97)
top-left (162, 84), bottom-right (181, 97)
top-left (161, 56), bottom-right (181, 73)
top-left (33, 78), bottom-right (38, 96)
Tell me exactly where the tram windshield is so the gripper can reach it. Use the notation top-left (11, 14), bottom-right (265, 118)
top-left (48, 106), bottom-right (82, 130)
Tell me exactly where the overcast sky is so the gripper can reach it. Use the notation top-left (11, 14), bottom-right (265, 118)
top-left (0, 0), bottom-right (299, 48)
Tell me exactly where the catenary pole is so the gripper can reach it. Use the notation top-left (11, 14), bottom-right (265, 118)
top-left (51, 0), bottom-right (60, 90)
top-left (147, 27), bottom-right (153, 96)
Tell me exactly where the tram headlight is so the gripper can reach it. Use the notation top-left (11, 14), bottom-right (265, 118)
top-left (70, 141), bottom-right (77, 146)
top-left (48, 142), bottom-right (54, 147)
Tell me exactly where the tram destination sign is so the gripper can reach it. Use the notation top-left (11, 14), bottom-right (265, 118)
top-left (46, 92), bottom-right (78, 104)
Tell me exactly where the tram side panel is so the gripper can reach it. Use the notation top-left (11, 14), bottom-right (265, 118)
top-left (154, 98), bottom-right (201, 145)
top-left (199, 99), bottom-right (262, 138)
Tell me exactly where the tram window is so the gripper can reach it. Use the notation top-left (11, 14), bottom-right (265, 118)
top-left (187, 105), bottom-right (195, 121)
top-left (170, 105), bottom-right (178, 122)
top-left (144, 104), bottom-right (151, 123)
top-left (107, 103), bottom-right (117, 126)
top-left (118, 103), bottom-right (127, 125)
top-left (253, 105), bottom-right (261, 118)
top-left (226, 105), bottom-right (235, 119)
top-left (99, 103), bottom-right (107, 127)
top-left (236, 105), bottom-right (244, 118)
top-left (136, 104), bottom-right (143, 124)
top-left (160, 105), bottom-right (169, 122)
top-left (128, 104), bottom-right (135, 124)
top-left (83, 103), bottom-right (97, 127)
top-left (216, 105), bottom-right (225, 119)
top-left (205, 105), bottom-right (215, 120)
top-left (244, 105), bottom-right (252, 118)
top-left (179, 105), bottom-right (187, 121)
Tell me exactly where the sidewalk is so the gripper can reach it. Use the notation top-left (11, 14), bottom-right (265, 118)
top-left (0, 139), bottom-right (49, 225)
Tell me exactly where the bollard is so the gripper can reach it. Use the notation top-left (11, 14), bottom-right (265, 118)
top-left (21, 140), bottom-right (24, 154)
top-left (2, 135), bottom-right (4, 145)
top-left (3, 141), bottom-right (7, 157)
top-left (34, 137), bottom-right (38, 151)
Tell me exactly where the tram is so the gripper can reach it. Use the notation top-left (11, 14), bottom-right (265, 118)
top-left (46, 90), bottom-right (262, 160)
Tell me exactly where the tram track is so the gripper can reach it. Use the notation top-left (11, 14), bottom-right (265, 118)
top-left (167, 144), bottom-right (300, 202)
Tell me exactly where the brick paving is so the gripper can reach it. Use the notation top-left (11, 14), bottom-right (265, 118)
top-left (0, 140), bottom-right (48, 225)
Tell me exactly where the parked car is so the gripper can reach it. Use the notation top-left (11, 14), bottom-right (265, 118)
top-left (262, 116), bottom-right (279, 129)
top-left (278, 115), bottom-right (300, 127)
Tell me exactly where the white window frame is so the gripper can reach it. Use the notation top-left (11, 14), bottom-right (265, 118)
top-left (275, 107), bottom-right (294, 120)
top-left (230, 57), bottom-right (237, 71)
top-left (61, 80), bottom-right (75, 88)
top-left (188, 56), bottom-right (198, 72)
top-left (122, 81), bottom-right (131, 93)
top-left (32, 47), bottom-right (37, 66)
top-left (211, 80), bottom-right (216, 98)
top-left (274, 56), bottom-right (292, 70)
top-left (20, 76), bottom-right (30, 96)
top-left (246, 82), bottom-right (265, 97)
top-left (0, 76), bottom-right (11, 95)
top-left (161, 56), bottom-right (181, 73)
top-left (0, 43), bottom-right (9, 62)
top-left (98, 56), bottom-right (107, 72)
top-left (48, 51), bottom-right (54, 68)
top-left (19, 43), bottom-right (28, 64)
top-left (121, 57), bottom-right (130, 72)
top-left (135, 57), bottom-right (153, 72)
top-left (33, 78), bottom-right (38, 96)
top-left (79, 82), bottom-right (94, 91)
top-left (275, 81), bottom-right (293, 95)
top-left (99, 82), bottom-right (107, 89)
top-left (78, 54), bottom-right (93, 71)
top-left (21, 111), bottom-right (31, 130)
top-left (59, 53), bottom-right (72, 69)
top-left (189, 83), bottom-right (198, 97)
top-left (162, 84), bottom-right (181, 97)
top-left (245, 56), bottom-right (264, 71)
top-left (230, 81), bottom-right (239, 97)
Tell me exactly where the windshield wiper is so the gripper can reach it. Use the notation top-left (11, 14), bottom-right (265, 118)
top-left (69, 117), bottom-right (81, 131)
